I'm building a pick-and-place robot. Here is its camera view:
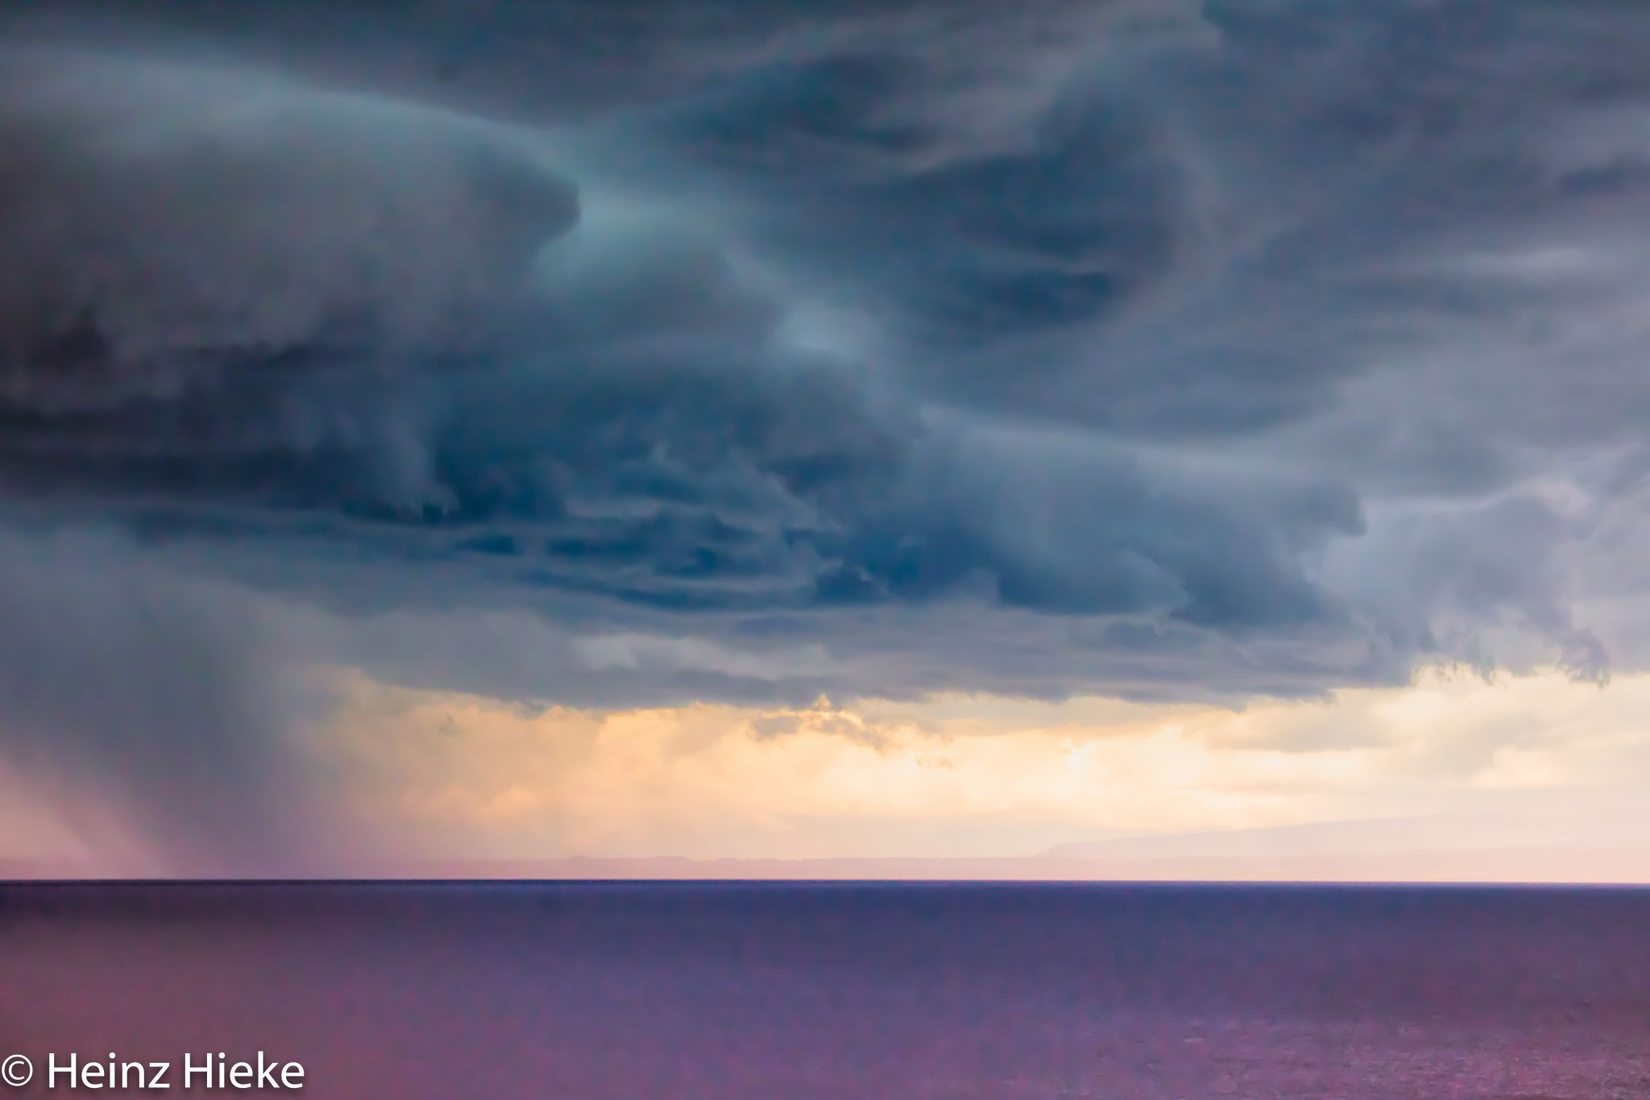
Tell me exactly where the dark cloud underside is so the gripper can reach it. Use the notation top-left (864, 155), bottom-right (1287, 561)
top-left (3, 0), bottom-right (1647, 722)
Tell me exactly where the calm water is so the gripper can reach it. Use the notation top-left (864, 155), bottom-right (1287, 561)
top-left (2, 883), bottom-right (1649, 1099)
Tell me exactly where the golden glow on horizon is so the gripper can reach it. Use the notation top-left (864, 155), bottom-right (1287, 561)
top-left (303, 665), bottom-right (1650, 870)
top-left (11, 665), bottom-right (1650, 877)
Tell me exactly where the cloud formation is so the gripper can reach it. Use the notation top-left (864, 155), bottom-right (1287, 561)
top-left (3, 0), bottom-right (1650, 735)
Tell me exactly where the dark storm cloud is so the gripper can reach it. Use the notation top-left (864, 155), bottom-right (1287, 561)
top-left (1, 0), bottom-right (1648, 732)
top-left (0, 35), bottom-right (1363, 642)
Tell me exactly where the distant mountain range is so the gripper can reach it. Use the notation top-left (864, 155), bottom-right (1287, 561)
top-left (8, 815), bottom-right (1648, 883)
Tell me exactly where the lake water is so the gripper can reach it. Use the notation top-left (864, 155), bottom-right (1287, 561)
top-left (3, 882), bottom-right (1649, 1098)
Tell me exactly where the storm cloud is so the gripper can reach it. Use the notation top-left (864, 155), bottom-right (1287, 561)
top-left (3, 0), bottom-right (1650, 857)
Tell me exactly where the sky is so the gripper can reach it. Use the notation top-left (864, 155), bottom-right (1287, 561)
top-left (3, 0), bottom-right (1650, 879)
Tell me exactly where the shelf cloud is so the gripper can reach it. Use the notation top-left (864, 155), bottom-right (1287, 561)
top-left (2, 0), bottom-right (1648, 866)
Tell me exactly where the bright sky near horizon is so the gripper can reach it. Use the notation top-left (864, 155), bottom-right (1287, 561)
top-left (9, 660), bottom-right (1650, 878)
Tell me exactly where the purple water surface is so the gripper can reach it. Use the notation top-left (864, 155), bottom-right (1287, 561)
top-left (3, 883), bottom-right (1648, 1098)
